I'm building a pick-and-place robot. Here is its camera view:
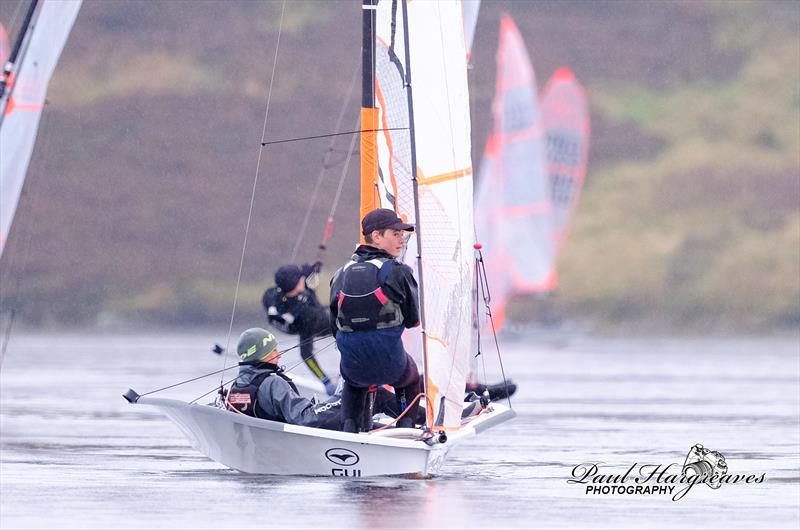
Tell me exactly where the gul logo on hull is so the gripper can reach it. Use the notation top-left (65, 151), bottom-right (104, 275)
top-left (325, 448), bottom-right (360, 466)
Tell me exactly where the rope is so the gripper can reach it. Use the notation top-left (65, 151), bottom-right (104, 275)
top-left (192, 375), bottom-right (239, 405)
top-left (289, 63), bottom-right (360, 263)
top-left (367, 391), bottom-right (429, 434)
top-left (190, 337), bottom-right (337, 404)
top-left (221, 0), bottom-right (287, 388)
top-left (260, 127), bottom-right (406, 146)
top-left (139, 366), bottom-right (239, 399)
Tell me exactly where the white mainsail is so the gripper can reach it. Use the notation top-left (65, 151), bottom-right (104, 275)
top-left (474, 14), bottom-right (555, 330)
top-left (372, 0), bottom-right (474, 428)
top-left (0, 0), bottom-right (82, 257)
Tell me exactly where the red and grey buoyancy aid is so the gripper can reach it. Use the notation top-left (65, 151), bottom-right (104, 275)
top-left (335, 257), bottom-right (404, 332)
top-left (226, 365), bottom-right (298, 419)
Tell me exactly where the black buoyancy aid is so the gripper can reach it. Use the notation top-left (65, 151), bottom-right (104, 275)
top-left (335, 257), bottom-right (403, 332)
top-left (226, 364), bottom-right (298, 419)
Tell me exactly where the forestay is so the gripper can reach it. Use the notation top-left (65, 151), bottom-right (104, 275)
top-left (370, 0), bottom-right (474, 428)
top-left (0, 0), bottom-right (82, 257)
top-left (474, 14), bottom-right (554, 330)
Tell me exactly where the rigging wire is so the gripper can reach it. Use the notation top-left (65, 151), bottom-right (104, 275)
top-left (138, 334), bottom-right (336, 401)
top-left (260, 127), bottom-right (405, 147)
top-left (475, 246), bottom-right (513, 410)
top-left (289, 62), bottom-right (360, 264)
top-left (220, 0), bottom-right (287, 389)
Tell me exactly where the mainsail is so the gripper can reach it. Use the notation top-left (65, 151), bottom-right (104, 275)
top-left (0, 0), bottom-right (82, 257)
top-left (541, 67), bottom-right (591, 251)
top-left (474, 14), bottom-right (554, 331)
top-left (363, 0), bottom-right (474, 428)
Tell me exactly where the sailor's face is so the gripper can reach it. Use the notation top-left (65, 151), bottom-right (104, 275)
top-left (372, 229), bottom-right (406, 257)
top-left (263, 348), bottom-right (281, 364)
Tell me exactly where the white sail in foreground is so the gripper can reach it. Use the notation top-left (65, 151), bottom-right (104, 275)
top-left (474, 14), bottom-right (555, 331)
top-left (373, 0), bottom-right (475, 428)
top-left (0, 0), bottom-right (82, 257)
top-left (541, 67), bottom-right (591, 252)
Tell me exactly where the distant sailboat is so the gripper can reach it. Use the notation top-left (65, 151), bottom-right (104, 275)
top-left (541, 67), bottom-right (591, 253)
top-left (0, 0), bottom-right (82, 257)
top-left (474, 14), bottom-right (555, 331)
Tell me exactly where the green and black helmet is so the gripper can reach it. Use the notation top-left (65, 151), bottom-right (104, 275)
top-left (236, 328), bottom-right (279, 364)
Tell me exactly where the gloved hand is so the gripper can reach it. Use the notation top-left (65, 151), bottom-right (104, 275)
top-left (323, 378), bottom-right (337, 396)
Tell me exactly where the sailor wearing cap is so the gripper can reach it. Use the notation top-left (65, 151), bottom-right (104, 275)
top-left (329, 208), bottom-right (423, 433)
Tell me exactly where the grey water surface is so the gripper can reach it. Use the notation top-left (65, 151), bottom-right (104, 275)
top-left (1, 331), bottom-right (798, 529)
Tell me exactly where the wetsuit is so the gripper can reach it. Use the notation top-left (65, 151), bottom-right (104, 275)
top-left (329, 245), bottom-right (422, 432)
top-left (226, 362), bottom-right (410, 429)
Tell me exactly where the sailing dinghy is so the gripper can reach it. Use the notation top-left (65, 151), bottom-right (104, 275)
top-left (127, 0), bottom-right (513, 478)
top-left (473, 16), bottom-right (591, 332)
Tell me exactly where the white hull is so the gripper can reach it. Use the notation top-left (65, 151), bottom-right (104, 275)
top-left (135, 397), bottom-right (514, 477)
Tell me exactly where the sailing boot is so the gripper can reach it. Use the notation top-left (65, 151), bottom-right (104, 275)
top-left (341, 383), bottom-right (367, 433)
top-left (361, 385), bottom-right (378, 431)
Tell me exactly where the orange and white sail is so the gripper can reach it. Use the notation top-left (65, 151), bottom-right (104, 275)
top-left (541, 67), bottom-right (591, 252)
top-left (365, 0), bottom-right (473, 428)
top-left (474, 14), bottom-right (554, 331)
top-left (0, 0), bottom-right (82, 257)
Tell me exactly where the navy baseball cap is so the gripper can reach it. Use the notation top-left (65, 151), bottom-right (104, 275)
top-left (275, 265), bottom-right (303, 292)
top-left (361, 208), bottom-right (414, 235)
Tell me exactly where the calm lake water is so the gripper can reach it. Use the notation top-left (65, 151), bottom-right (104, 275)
top-left (1, 331), bottom-right (798, 529)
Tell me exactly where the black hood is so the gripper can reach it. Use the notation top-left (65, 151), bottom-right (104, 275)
top-left (352, 245), bottom-right (395, 262)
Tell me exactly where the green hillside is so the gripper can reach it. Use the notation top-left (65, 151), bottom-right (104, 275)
top-left (0, 0), bottom-right (797, 332)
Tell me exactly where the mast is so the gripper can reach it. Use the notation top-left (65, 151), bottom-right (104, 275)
top-left (0, 0), bottom-right (39, 122)
top-left (399, 0), bottom-right (432, 426)
top-left (359, 0), bottom-right (379, 234)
